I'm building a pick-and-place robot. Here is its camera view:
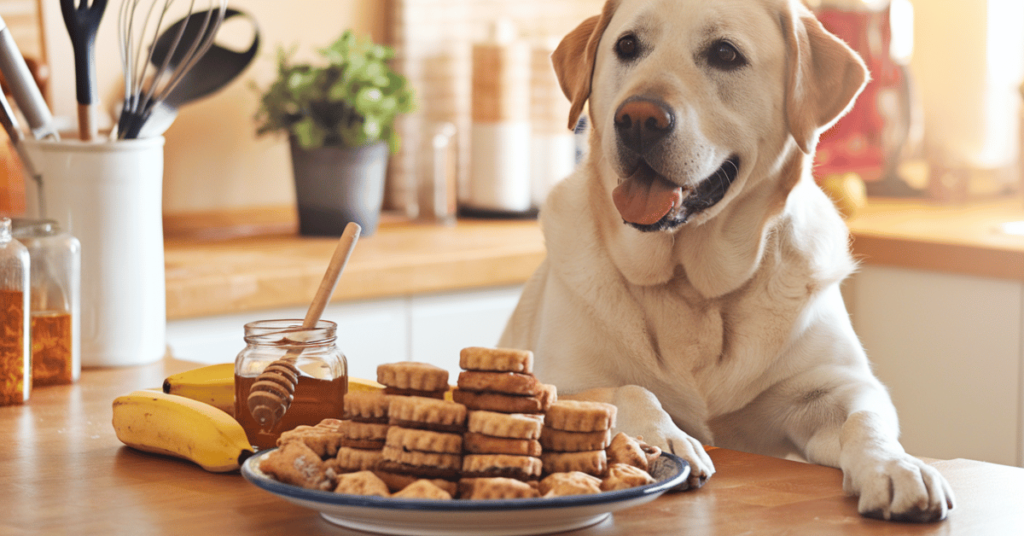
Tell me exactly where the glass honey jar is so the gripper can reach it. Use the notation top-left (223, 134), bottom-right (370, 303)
top-left (0, 217), bottom-right (30, 405)
top-left (12, 219), bottom-right (81, 386)
top-left (233, 319), bottom-right (347, 449)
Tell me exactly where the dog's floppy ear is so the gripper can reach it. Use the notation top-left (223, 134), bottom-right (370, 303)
top-left (782, 3), bottom-right (869, 154)
top-left (552, 1), bottom-right (618, 130)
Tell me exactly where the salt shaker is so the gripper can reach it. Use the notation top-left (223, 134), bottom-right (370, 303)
top-left (12, 219), bottom-right (81, 386)
top-left (0, 217), bottom-right (30, 405)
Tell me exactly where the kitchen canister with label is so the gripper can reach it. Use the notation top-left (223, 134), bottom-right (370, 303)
top-left (12, 219), bottom-right (80, 386)
top-left (0, 217), bottom-right (30, 405)
top-left (463, 20), bottom-right (533, 215)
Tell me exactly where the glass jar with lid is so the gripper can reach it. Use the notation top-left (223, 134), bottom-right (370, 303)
top-left (12, 219), bottom-right (81, 386)
top-left (234, 319), bottom-right (347, 449)
top-left (0, 217), bottom-right (30, 405)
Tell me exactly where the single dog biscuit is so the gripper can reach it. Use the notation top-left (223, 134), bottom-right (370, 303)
top-left (392, 479), bottom-right (454, 500)
top-left (382, 445), bottom-right (462, 471)
top-left (467, 410), bottom-right (544, 439)
top-left (338, 420), bottom-right (390, 441)
top-left (375, 460), bottom-right (461, 481)
top-left (384, 386), bottom-right (447, 399)
top-left (601, 463), bottom-right (656, 491)
top-left (544, 400), bottom-right (616, 432)
top-left (377, 362), bottom-right (449, 392)
top-left (459, 347), bottom-right (534, 373)
top-left (540, 427), bottom-right (612, 452)
top-left (385, 426), bottom-right (463, 454)
top-left (343, 392), bottom-right (391, 422)
top-left (462, 477), bottom-right (541, 500)
top-left (457, 371), bottom-right (540, 396)
top-left (277, 425), bottom-right (343, 459)
top-left (462, 454), bottom-right (543, 481)
top-left (541, 450), bottom-right (608, 476)
top-left (388, 396), bottom-right (467, 431)
top-left (373, 471), bottom-right (459, 495)
top-left (259, 441), bottom-right (329, 490)
top-left (606, 432), bottom-right (649, 471)
top-left (334, 446), bottom-right (384, 472)
top-left (333, 470), bottom-right (390, 497)
top-left (463, 432), bottom-right (543, 457)
top-left (452, 385), bottom-right (556, 414)
top-left (338, 437), bottom-right (386, 450)
top-left (539, 471), bottom-right (603, 497)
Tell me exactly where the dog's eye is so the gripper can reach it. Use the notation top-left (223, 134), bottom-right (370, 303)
top-left (707, 41), bottom-right (745, 70)
top-left (615, 35), bottom-right (639, 59)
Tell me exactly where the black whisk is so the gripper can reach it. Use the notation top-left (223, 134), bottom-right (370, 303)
top-left (115, 0), bottom-right (226, 139)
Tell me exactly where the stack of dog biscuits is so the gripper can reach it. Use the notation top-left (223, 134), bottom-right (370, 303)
top-left (376, 395), bottom-right (466, 496)
top-left (377, 361), bottom-right (450, 399)
top-left (454, 347), bottom-right (555, 489)
top-left (539, 400), bottom-right (617, 477)
top-left (328, 391), bottom-right (391, 475)
top-left (452, 347), bottom-right (557, 414)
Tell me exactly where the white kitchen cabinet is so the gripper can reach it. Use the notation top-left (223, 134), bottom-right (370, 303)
top-left (166, 286), bottom-right (523, 381)
top-left (844, 265), bottom-right (1023, 467)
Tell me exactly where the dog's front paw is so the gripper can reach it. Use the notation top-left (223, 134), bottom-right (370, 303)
top-left (641, 426), bottom-right (715, 491)
top-left (845, 454), bottom-right (955, 522)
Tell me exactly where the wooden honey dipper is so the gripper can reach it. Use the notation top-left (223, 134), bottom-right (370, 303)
top-left (246, 222), bottom-right (361, 431)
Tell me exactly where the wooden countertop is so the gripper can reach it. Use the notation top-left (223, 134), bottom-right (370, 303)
top-left (846, 197), bottom-right (1024, 281)
top-left (163, 198), bottom-right (1024, 320)
top-left (2, 358), bottom-right (1022, 534)
top-left (164, 215), bottom-right (545, 320)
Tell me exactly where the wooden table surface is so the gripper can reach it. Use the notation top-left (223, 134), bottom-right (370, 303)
top-left (3, 359), bottom-right (1023, 535)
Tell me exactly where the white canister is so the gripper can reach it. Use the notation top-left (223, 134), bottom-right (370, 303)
top-left (463, 26), bottom-right (533, 214)
top-left (22, 137), bottom-right (166, 367)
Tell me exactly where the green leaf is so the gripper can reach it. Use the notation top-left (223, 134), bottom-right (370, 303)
top-left (253, 31), bottom-right (414, 150)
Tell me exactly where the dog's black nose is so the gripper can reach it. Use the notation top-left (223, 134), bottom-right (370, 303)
top-left (614, 97), bottom-right (674, 154)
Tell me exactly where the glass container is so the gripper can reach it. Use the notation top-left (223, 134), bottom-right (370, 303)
top-left (12, 219), bottom-right (81, 386)
top-left (234, 319), bottom-right (347, 449)
top-left (0, 217), bottom-right (30, 405)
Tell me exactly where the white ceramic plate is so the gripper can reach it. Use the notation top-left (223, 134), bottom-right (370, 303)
top-left (242, 449), bottom-right (690, 536)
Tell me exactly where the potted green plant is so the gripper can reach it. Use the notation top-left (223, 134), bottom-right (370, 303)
top-left (254, 30), bottom-right (415, 236)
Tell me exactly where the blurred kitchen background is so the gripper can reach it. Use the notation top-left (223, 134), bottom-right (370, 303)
top-left (0, 0), bottom-right (1022, 217)
top-left (2, 0), bottom-right (1024, 468)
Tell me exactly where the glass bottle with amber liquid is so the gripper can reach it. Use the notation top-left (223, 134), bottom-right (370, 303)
top-left (0, 217), bottom-right (30, 405)
top-left (234, 319), bottom-right (347, 449)
top-left (12, 219), bottom-right (81, 386)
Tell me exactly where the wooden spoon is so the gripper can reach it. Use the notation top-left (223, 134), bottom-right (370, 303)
top-left (246, 222), bottom-right (361, 431)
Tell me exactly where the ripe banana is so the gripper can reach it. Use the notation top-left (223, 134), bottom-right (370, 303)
top-left (164, 363), bottom-right (384, 413)
top-left (112, 390), bottom-right (253, 472)
top-left (163, 363), bottom-right (236, 415)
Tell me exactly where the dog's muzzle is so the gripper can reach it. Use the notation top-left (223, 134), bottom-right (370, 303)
top-left (610, 97), bottom-right (739, 232)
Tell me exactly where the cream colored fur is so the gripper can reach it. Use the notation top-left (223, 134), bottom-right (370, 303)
top-left (500, 0), bottom-right (954, 522)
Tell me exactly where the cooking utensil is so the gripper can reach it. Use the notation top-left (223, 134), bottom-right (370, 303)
top-left (116, 0), bottom-right (227, 139)
top-left (0, 15), bottom-right (59, 140)
top-left (60, 0), bottom-right (108, 141)
top-left (246, 222), bottom-right (361, 431)
top-left (137, 7), bottom-right (259, 137)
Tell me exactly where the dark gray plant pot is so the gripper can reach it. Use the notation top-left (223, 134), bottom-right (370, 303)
top-left (289, 138), bottom-right (389, 236)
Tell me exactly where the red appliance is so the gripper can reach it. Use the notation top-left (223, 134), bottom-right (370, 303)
top-left (813, 0), bottom-right (918, 195)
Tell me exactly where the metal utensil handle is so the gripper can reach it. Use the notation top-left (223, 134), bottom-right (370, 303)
top-left (0, 15), bottom-right (59, 140)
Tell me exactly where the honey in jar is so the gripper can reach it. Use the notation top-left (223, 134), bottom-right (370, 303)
top-left (233, 319), bottom-right (347, 449)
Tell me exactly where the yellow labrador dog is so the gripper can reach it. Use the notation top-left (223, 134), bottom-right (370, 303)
top-left (500, 0), bottom-right (955, 523)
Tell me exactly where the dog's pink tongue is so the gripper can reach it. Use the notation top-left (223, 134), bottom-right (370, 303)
top-left (612, 174), bottom-right (683, 225)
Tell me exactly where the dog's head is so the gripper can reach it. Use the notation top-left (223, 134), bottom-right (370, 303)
top-left (553, 0), bottom-right (867, 232)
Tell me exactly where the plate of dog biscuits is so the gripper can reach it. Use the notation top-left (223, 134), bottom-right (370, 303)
top-left (241, 349), bottom-right (691, 536)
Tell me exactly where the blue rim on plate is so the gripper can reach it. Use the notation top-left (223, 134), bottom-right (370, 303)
top-left (242, 448), bottom-right (690, 511)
